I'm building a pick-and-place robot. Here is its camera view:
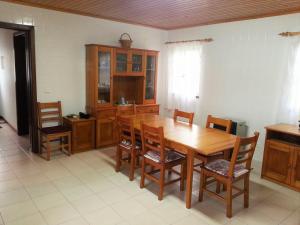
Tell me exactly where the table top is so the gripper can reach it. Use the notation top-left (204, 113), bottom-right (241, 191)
top-left (265, 123), bottom-right (300, 137)
top-left (123, 114), bottom-right (237, 156)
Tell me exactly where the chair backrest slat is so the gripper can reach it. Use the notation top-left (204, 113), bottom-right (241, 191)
top-left (37, 101), bottom-right (63, 128)
top-left (141, 123), bottom-right (165, 163)
top-left (173, 109), bottom-right (194, 124)
top-left (228, 132), bottom-right (259, 177)
top-left (206, 115), bottom-right (232, 133)
top-left (117, 116), bottom-right (135, 147)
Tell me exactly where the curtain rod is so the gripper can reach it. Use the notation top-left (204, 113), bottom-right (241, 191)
top-left (279, 32), bottom-right (300, 37)
top-left (165, 38), bottom-right (213, 45)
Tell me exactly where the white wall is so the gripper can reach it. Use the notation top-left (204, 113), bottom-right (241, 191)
top-left (0, 1), bottom-right (168, 115)
top-left (0, 28), bottom-right (17, 129)
top-left (167, 13), bottom-right (300, 161)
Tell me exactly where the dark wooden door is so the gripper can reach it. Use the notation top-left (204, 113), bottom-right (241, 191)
top-left (13, 32), bottom-right (29, 136)
top-left (264, 140), bottom-right (293, 184)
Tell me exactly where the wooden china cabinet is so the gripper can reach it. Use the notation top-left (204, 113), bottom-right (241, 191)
top-left (86, 44), bottom-right (159, 148)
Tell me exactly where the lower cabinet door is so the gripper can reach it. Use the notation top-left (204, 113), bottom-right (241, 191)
top-left (96, 119), bottom-right (117, 147)
top-left (264, 140), bottom-right (293, 184)
top-left (291, 147), bottom-right (300, 190)
top-left (73, 121), bottom-right (95, 152)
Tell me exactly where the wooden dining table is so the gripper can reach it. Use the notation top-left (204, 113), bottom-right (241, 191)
top-left (121, 113), bottom-right (237, 208)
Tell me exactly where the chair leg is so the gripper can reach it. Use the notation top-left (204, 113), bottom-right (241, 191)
top-left (199, 170), bottom-right (205, 202)
top-left (226, 181), bottom-right (233, 218)
top-left (68, 133), bottom-right (72, 155)
top-left (140, 158), bottom-right (146, 188)
top-left (216, 181), bottom-right (221, 193)
top-left (158, 167), bottom-right (165, 201)
top-left (115, 146), bottom-right (122, 172)
top-left (244, 174), bottom-right (249, 208)
top-left (46, 138), bottom-right (51, 161)
top-left (179, 162), bottom-right (185, 191)
top-left (129, 150), bottom-right (136, 181)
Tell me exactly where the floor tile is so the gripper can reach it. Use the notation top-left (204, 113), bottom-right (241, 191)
top-left (5, 213), bottom-right (47, 225)
top-left (97, 187), bottom-right (131, 205)
top-left (0, 200), bottom-right (38, 223)
top-left (59, 217), bottom-right (89, 225)
top-left (0, 188), bottom-right (30, 207)
top-left (83, 206), bottom-right (122, 225)
top-left (111, 199), bottom-right (147, 220)
top-left (60, 184), bottom-right (93, 201)
top-left (25, 181), bottom-right (57, 198)
top-left (41, 203), bottom-right (80, 225)
top-left (70, 194), bottom-right (106, 214)
top-left (33, 192), bottom-right (67, 211)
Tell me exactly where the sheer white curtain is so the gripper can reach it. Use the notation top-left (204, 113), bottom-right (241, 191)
top-left (166, 42), bottom-right (203, 113)
top-left (277, 38), bottom-right (300, 124)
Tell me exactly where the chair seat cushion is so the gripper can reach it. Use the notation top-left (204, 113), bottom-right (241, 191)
top-left (40, 126), bottom-right (71, 134)
top-left (119, 140), bottom-right (141, 150)
top-left (204, 159), bottom-right (248, 177)
top-left (144, 150), bottom-right (185, 163)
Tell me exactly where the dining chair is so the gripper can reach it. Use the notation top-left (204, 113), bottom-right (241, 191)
top-left (173, 109), bottom-right (194, 124)
top-left (115, 116), bottom-right (141, 181)
top-left (199, 132), bottom-right (259, 218)
top-left (140, 122), bottom-right (187, 200)
top-left (195, 115), bottom-right (232, 169)
top-left (37, 101), bottom-right (72, 161)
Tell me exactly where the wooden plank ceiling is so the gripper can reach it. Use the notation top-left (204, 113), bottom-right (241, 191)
top-left (3, 0), bottom-right (300, 29)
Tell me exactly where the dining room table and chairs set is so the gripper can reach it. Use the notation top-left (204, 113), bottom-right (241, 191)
top-left (115, 109), bottom-right (260, 218)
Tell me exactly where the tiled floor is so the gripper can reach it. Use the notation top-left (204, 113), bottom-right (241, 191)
top-left (0, 123), bottom-right (299, 225)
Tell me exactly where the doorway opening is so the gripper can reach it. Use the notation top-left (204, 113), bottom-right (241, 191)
top-left (0, 21), bottom-right (38, 153)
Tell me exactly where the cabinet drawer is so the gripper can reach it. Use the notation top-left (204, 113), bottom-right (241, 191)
top-left (96, 109), bottom-right (116, 119)
top-left (136, 105), bottom-right (159, 114)
top-left (267, 140), bottom-right (291, 152)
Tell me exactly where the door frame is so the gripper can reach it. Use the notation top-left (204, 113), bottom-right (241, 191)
top-left (0, 21), bottom-right (38, 153)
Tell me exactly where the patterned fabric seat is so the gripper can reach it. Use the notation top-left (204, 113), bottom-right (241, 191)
top-left (144, 150), bottom-right (185, 163)
top-left (40, 126), bottom-right (71, 134)
top-left (119, 139), bottom-right (141, 150)
top-left (204, 159), bottom-right (249, 177)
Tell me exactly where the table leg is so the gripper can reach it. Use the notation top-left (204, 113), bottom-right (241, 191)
top-left (186, 149), bottom-right (194, 209)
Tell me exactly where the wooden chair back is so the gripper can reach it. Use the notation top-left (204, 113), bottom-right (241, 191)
top-left (37, 101), bottom-right (63, 128)
top-left (140, 123), bottom-right (166, 163)
top-left (117, 116), bottom-right (136, 146)
top-left (173, 109), bottom-right (194, 124)
top-left (117, 104), bottom-right (136, 116)
top-left (228, 132), bottom-right (260, 177)
top-left (206, 115), bottom-right (232, 133)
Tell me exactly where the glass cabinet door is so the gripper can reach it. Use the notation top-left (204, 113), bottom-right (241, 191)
top-left (98, 48), bottom-right (111, 105)
top-left (116, 52), bottom-right (128, 73)
top-left (145, 54), bottom-right (156, 102)
top-left (132, 53), bottom-right (143, 73)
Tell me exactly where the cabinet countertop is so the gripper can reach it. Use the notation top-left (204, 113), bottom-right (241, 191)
top-left (63, 117), bottom-right (96, 122)
top-left (265, 123), bottom-right (300, 137)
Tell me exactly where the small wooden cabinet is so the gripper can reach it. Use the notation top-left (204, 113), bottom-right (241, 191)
top-left (262, 124), bottom-right (300, 191)
top-left (63, 117), bottom-right (96, 153)
top-left (86, 44), bottom-right (159, 148)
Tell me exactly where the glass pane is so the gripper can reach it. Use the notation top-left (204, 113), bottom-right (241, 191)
top-left (116, 53), bottom-right (127, 72)
top-left (98, 51), bottom-right (111, 104)
top-left (145, 55), bottom-right (155, 100)
top-left (132, 54), bottom-right (142, 72)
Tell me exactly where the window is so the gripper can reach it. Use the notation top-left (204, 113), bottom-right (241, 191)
top-left (166, 42), bottom-right (202, 112)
